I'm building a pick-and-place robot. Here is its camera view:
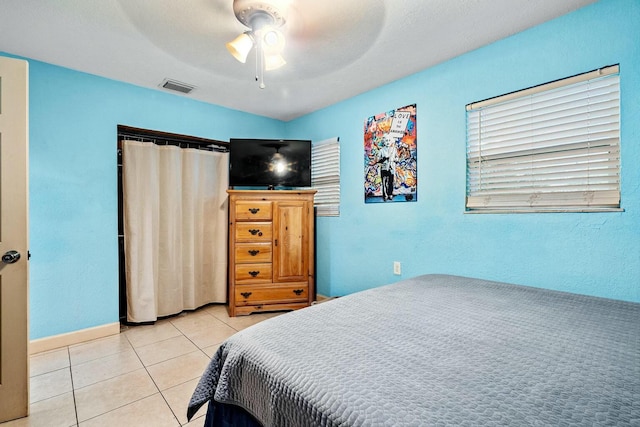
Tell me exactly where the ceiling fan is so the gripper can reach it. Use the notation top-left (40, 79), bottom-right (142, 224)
top-left (225, 0), bottom-right (290, 88)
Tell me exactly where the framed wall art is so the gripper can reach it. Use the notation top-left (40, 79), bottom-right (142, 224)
top-left (364, 104), bottom-right (417, 203)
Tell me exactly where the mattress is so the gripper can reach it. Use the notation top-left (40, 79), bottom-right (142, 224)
top-left (188, 274), bottom-right (640, 426)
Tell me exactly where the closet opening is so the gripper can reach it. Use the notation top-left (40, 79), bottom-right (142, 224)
top-left (117, 125), bottom-right (229, 323)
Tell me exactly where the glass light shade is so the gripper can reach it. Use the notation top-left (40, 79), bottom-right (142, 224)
top-left (261, 27), bottom-right (285, 55)
top-left (226, 32), bottom-right (254, 63)
top-left (260, 26), bottom-right (286, 70)
top-left (265, 53), bottom-right (286, 70)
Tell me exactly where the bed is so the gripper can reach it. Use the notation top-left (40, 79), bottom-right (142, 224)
top-left (187, 274), bottom-right (640, 426)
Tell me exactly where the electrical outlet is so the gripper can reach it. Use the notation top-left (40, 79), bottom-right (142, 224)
top-left (393, 261), bottom-right (401, 275)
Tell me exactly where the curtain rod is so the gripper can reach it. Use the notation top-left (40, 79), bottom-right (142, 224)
top-left (117, 125), bottom-right (229, 152)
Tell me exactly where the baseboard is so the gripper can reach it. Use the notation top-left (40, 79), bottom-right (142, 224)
top-left (29, 322), bottom-right (121, 355)
top-left (312, 294), bottom-right (338, 305)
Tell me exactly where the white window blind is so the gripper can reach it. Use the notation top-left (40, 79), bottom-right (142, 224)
top-left (466, 65), bottom-right (620, 212)
top-left (312, 137), bottom-right (340, 216)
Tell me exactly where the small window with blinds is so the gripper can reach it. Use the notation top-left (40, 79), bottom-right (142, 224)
top-left (466, 65), bottom-right (620, 213)
top-left (311, 137), bottom-right (340, 216)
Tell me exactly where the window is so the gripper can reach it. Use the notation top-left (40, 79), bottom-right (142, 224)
top-left (466, 65), bottom-right (620, 212)
top-left (311, 137), bottom-right (340, 216)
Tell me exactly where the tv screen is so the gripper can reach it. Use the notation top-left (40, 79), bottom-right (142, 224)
top-left (229, 138), bottom-right (312, 188)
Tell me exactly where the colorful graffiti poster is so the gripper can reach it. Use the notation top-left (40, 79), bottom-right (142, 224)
top-left (364, 104), bottom-right (417, 203)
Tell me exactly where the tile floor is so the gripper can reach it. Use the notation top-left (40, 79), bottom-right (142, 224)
top-left (2, 304), bottom-right (282, 427)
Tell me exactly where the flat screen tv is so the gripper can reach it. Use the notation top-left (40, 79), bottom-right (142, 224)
top-left (229, 138), bottom-right (312, 188)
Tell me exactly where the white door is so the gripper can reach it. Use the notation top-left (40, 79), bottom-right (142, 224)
top-left (0, 56), bottom-right (29, 422)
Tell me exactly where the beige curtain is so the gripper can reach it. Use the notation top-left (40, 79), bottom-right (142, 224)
top-left (122, 140), bottom-right (228, 323)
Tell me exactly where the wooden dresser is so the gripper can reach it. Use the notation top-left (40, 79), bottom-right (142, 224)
top-left (227, 189), bottom-right (316, 316)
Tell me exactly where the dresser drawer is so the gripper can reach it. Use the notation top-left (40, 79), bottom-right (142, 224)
top-left (235, 222), bottom-right (272, 242)
top-left (235, 201), bottom-right (272, 220)
top-left (235, 284), bottom-right (309, 306)
top-left (235, 263), bottom-right (273, 283)
top-left (235, 242), bottom-right (272, 263)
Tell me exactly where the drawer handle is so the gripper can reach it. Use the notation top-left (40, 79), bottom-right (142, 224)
top-left (293, 289), bottom-right (304, 296)
top-left (248, 249), bottom-right (260, 256)
top-left (248, 271), bottom-right (260, 277)
top-left (248, 208), bottom-right (260, 214)
top-left (240, 292), bottom-right (252, 298)
top-left (248, 229), bottom-right (263, 236)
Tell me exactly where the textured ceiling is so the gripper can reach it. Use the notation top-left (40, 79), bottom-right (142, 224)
top-left (0, 0), bottom-right (597, 121)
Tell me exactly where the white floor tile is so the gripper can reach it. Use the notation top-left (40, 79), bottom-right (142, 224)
top-left (78, 394), bottom-right (178, 427)
top-left (146, 351), bottom-right (210, 391)
top-left (30, 368), bottom-right (72, 404)
top-left (74, 369), bottom-right (157, 422)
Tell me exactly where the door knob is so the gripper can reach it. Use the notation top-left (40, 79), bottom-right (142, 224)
top-left (2, 250), bottom-right (21, 264)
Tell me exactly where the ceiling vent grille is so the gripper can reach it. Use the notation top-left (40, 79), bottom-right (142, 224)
top-left (159, 78), bottom-right (195, 94)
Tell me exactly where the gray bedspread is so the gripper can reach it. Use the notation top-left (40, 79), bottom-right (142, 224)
top-left (188, 274), bottom-right (640, 426)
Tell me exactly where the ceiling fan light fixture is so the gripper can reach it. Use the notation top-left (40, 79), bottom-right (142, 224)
top-left (227, 0), bottom-right (290, 88)
top-left (226, 31), bottom-right (254, 63)
top-left (263, 28), bottom-right (279, 46)
top-left (264, 53), bottom-right (286, 71)
top-left (260, 26), bottom-right (285, 54)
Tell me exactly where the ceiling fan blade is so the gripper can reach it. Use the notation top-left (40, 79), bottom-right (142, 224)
top-left (285, 1), bottom-right (373, 40)
top-left (116, 0), bottom-right (244, 70)
top-left (282, 0), bottom-right (386, 78)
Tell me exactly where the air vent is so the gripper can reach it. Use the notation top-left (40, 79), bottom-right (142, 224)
top-left (159, 78), bottom-right (195, 94)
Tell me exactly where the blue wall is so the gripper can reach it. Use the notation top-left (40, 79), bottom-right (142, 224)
top-left (20, 59), bottom-right (285, 340)
top-left (287, 0), bottom-right (640, 302)
top-left (5, 0), bottom-right (639, 341)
